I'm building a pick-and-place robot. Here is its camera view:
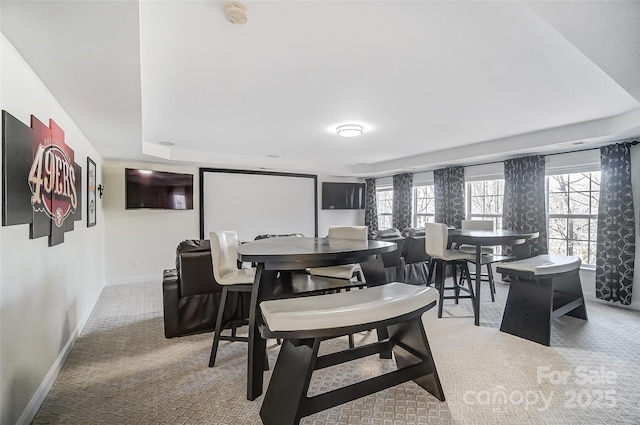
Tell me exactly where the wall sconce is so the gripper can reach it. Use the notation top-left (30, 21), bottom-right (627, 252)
top-left (97, 184), bottom-right (104, 199)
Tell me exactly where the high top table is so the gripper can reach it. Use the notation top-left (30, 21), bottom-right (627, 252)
top-left (448, 229), bottom-right (539, 326)
top-left (237, 236), bottom-right (396, 401)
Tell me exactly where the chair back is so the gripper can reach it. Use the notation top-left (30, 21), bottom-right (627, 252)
top-left (209, 230), bottom-right (241, 282)
top-left (425, 223), bottom-right (448, 258)
top-left (461, 220), bottom-right (494, 231)
top-left (328, 226), bottom-right (368, 241)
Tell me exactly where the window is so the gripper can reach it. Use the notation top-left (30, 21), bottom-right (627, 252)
top-left (466, 179), bottom-right (504, 230)
top-left (376, 188), bottom-right (393, 230)
top-left (413, 185), bottom-right (435, 228)
top-left (547, 172), bottom-right (600, 266)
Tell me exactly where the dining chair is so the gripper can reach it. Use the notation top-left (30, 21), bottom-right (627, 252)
top-left (458, 219), bottom-right (498, 301)
top-left (425, 223), bottom-right (476, 318)
top-left (208, 230), bottom-right (256, 367)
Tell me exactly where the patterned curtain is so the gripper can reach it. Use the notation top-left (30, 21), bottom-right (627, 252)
top-left (596, 142), bottom-right (635, 305)
top-left (364, 178), bottom-right (378, 234)
top-left (502, 155), bottom-right (548, 256)
top-left (434, 167), bottom-right (465, 229)
top-left (392, 173), bottom-right (413, 231)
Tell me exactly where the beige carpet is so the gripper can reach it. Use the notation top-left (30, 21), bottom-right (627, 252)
top-left (33, 280), bottom-right (640, 424)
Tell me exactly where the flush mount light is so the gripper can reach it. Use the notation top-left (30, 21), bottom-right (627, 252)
top-left (336, 124), bottom-right (364, 138)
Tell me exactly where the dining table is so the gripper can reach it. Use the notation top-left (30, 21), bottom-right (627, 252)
top-left (237, 236), bottom-right (397, 401)
top-left (448, 229), bottom-right (539, 326)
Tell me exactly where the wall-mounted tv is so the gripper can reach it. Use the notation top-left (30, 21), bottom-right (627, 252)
top-left (125, 168), bottom-right (193, 210)
top-left (321, 182), bottom-right (365, 210)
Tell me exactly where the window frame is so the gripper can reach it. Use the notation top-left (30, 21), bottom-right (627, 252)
top-left (376, 187), bottom-right (394, 230)
top-left (412, 184), bottom-right (435, 228)
top-left (465, 178), bottom-right (505, 231)
top-left (546, 171), bottom-right (600, 268)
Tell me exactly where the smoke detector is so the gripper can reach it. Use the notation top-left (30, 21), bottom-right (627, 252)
top-left (224, 3), bottom-right (248, 25)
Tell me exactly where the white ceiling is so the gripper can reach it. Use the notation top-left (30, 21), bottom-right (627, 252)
top-left (1, 0), bottom-right (639, 177)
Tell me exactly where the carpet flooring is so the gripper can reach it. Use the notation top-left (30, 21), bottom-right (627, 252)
top-left (33, 280), bottom-right (640, 424)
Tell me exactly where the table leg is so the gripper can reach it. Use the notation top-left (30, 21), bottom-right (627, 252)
top-left (247, 263), bottom-right (277, 401)
top-left (474, 245), bottom-right (481, 326)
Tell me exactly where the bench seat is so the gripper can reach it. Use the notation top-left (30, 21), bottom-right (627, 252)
top-left (258, 282), bottom-right (444, 425)
top-left (496, 254), bottom-right (581, 277)
top-left (260, 282), bottom-right (437, 335)
top-left (497, 254), bottom-right (587, 346)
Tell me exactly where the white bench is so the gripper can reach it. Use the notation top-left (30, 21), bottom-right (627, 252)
top-left (497, 254), bottom-right (588, 346)
top-left (258, 282), bottom-right (444, 425)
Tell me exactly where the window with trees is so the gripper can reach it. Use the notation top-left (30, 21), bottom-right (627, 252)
top-left (413, 185), bottom-right (435, 228)
top-left (466, 179), bottom-right (504, 230)
top-left (547, 171), bottom-right (600, 266)
top-left (376, 188), bottom-right (393, 230)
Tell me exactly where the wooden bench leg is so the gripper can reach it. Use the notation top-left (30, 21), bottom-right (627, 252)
top-left (260, 338), bottom-right (319, 425)
top-left (388, 317), bottom-right (445, 402)
top-left (500, 277), bottom-right (553, 346)
top-left (553, 270), bottom-right (588, 321)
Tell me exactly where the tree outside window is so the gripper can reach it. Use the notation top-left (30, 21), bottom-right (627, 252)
top-left (413, 185), bottom-right (435, 228)
top-left (547, 172), bottom-right (600, 265)
top-left (467, 179), bottom-right (504, 230)
top-left (376, 188), bottom-right (393, 230)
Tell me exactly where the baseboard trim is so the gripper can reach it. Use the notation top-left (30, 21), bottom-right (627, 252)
top-left (106, 274), bottom-right (159, 286)
top-left (16, 286), bottom-right (104, 425)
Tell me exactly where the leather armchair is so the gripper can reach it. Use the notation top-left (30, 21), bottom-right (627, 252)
top-left (162, 239), bottom-right (250, 338)
top-left (369, 229), bottom-right (406, 283)
top-left (401, 228), bottom-right (431, 285)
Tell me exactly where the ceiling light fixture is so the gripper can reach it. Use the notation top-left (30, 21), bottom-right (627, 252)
top-left (336, 124), bottom-right (364, 138)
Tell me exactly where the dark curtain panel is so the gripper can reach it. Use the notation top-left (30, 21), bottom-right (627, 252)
top-left (434, 167), bottom-right (465, 229)
top-left (364, 178), bottom-right (378, 234)
top-left (502, 155), bottom-right (548, 256)
top-left (392, 173), bottom-right (413, 231)
top-left (596, 142), bottom-right (635, 305)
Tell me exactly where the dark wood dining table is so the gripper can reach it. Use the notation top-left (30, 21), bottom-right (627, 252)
top-left (237, 236), bottom-right (397, 401)
top-left (448, 229), bottom-right (539, 326)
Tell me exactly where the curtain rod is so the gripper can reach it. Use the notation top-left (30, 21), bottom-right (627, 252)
top-left (394, 139), bottom-right (640, 175)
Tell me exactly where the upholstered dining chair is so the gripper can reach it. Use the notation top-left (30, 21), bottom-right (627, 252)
top-left (425, 223), bottom-right (476, 318)
top-left (308, 225), bottom-right (368, 283)
top-left (457, 219), bottom-right (498, 301)
top-left (208, 230), bottom-right (256, 367)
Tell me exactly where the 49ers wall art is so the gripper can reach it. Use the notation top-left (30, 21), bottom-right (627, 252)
top-left (2, 110), bottom-right (82, 247)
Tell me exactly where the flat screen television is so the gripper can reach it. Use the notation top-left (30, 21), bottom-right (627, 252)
top-left (125, 168), bottom-right (194, 210)
top-left (321, 182), bottom-right (365, 210)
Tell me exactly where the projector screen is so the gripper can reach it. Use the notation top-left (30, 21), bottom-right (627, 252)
top-left (200, 169), bottom-right (318, 241)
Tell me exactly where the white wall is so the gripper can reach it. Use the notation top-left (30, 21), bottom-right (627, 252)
top-left (0, 35), bottom-right (106, 425)
top-left (102, 167), bottom-right (364, 285)
top-left (102, 161), bottom-right (200, 285)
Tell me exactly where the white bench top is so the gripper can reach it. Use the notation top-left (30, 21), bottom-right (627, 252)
top-left (498, 254), bottom-right (581, 276)
top-left (260, 282), bottom-right (438, 333)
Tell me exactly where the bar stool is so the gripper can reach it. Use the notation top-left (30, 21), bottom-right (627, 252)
top-left (309, 225), bottom-right (368, 347)
top-left (425, 223), bottom-right (476, 318)
top-left (458, 220), bottom-right (498, 301)
top-left (309, 225), bottom-right (367, 283)
top-left (208, 230), bottom-right (256, 367)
